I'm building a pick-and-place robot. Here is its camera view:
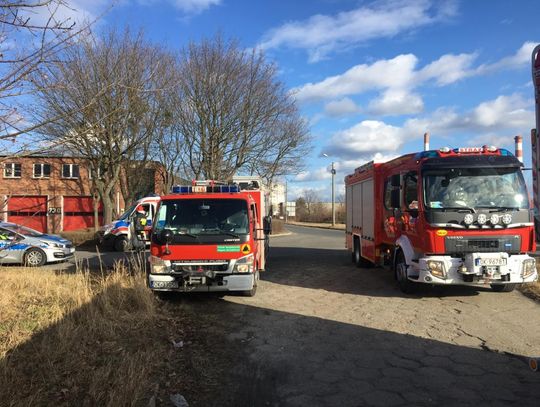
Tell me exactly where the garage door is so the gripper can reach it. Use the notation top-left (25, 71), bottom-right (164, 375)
top-left (63, 196), bottom-right (103, 231)
top-left (7, 196), bottom-right (48, 232)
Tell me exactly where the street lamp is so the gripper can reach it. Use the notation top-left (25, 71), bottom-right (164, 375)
top-left (322, 154), bottom-right (336, 226)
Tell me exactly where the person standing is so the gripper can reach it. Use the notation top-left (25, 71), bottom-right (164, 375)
top-left (130, 205), bottom-right (147, 251)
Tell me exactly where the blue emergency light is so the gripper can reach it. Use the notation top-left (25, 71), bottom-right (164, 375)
top-left (171, 184), bottom-right (240, 194)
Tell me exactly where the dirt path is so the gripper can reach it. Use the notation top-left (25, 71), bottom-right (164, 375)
top-left (165, 225), bottom-right (540, 406)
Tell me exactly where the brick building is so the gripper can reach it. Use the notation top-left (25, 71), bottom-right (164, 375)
top-left (0, 154), bottom-right (166, 233)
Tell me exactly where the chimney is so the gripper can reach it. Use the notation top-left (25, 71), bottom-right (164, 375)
top-left (423, 132), bottom-right (430, 151)
top-left (514, 135), bottom-right (523, 162)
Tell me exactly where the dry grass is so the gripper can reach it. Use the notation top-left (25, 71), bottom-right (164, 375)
top-left (59, 228), bottom-right (98, 246)
top-left (519, 264), bottom-right (540, 301)
top-left (270, 219), bottom-right (285, 235)
top-left (0, 264), bottom-right (163, 406)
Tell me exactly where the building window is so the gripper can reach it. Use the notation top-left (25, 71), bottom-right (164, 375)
top-left (62, 164), bottom-right (80, 179)
top-left (33, 163), bottom-right (51, 178)
top-left (3, 163), bottom-right (21, 178)
top-left (88, 166), bottom-right (102, 180)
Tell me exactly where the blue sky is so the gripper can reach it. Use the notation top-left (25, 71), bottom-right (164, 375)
top-left (47, 0), bottom-right (540, 200)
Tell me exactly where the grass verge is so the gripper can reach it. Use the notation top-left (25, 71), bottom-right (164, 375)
top-left (0, 264), bottom-right (163, 406)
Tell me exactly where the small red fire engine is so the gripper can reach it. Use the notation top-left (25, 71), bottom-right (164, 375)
top-left (345, 145), bottom-right (537, 293)
top-left (147, 178), bottom-right (270, 296)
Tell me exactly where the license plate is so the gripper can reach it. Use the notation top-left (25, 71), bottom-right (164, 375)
top-left (477, 258), bottom-right (506, 266)
top-left (151, 281), bottom-right (178, 289)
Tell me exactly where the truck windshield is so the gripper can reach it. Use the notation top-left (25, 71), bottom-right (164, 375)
top-left (154, 198), bottom-right (249, 239)
top-left (423, 167), bottom-right (529, 210)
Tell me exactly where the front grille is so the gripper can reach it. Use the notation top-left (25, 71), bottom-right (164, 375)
top-left (445, 235), bottom-right (520, 254)
top-left (467, 240), bottom-right (498, 250)
top-left (172, 262), bottom-right (229, 273)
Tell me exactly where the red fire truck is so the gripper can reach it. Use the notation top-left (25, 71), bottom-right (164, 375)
top-left (345, 146), bottom-right (537, 293)
top-left (147, 178), bottom-right (270, 296)
top-left (531, 44), bottom-right (540, 235)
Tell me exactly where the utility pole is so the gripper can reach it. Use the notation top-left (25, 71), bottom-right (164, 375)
top-left (331, 162), bottom-right (336, 227)
top-left (284, 179), bottom-right (288, 223)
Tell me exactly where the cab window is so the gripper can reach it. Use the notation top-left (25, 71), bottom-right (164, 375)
top-left (404, 172), bottom-right (418, 210)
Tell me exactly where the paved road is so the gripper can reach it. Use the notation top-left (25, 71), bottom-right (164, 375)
top-left (171, 224), bottom-right (540, 407)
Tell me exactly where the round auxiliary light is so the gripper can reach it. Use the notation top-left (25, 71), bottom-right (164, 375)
top-left (501, 213), bottom-right (512, 225)
top-left (439, 147), bottom-right (451, 153)
top-left (490, 214), bottom-right (500, 225)
top-left (477, 214), bottom-right (487, 225)
top-left (463, 214), bottom-right (474, 225)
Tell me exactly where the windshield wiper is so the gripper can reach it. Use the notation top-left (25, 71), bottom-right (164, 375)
top-left (438, 206), bottom-right (476, 213)
top-left (475, 206), bottom-right (520, 212)
top-left (200, 228), bottom-right (240, 238)
top-left (177, 232), bottom-right (200, 239)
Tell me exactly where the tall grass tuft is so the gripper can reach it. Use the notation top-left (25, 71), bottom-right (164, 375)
top-left (0, 260), bottom-right (162, 406)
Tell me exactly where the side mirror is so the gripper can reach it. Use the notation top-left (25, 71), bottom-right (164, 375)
top-left (263, 216), bottom-right (272, 235)
top-left (159, 229), bottom-right (173, 255)
top-left (159, 229), bottom-right (173, 245)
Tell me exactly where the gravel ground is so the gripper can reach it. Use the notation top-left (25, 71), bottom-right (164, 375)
top-left (161, 224), bottom-right (540, 407)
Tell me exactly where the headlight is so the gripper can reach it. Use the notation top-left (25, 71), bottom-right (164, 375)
top-left (426, 260), bottom-right (446, 278)
top-left (489, 214), bottom-right (500, 225)
top-left (501, 214), bottom-right (512, 225)
top-left (463, 214), bottom-right (474, 225)
top-left (521, 258), bottom-right (536, 279)
top-left (149, 255), bottom-right (171, 274)
top-left (477, 214), bottom-right (487, 225)
top-left (40, 240), bottom-right (62, 248)
top-left (233, 254), bottom-right (254, 273)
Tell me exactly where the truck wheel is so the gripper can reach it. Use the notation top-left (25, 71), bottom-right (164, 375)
top-left (24, 248), bottom-right (47, 267)
top-left (114, 236), bottom-right (130, 252)
top-left (490, 283), bottom-right (516, 292)
top-left (354, 238), bottom-right (372, 268)
top-left (242, 271), bottom-right (259, 297)
top-left (395, 250), bottom-right (415, 294)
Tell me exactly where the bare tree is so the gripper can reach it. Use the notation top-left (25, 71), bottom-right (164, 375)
top-left (0, 1), bottom-right (92, 150)
top-left (32, 29), bottom-right (174, 224)
top-left (172, 35), bottom-right (310, 182)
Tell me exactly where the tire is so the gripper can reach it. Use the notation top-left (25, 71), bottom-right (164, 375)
top-left (395, 250), bottom-right (416, 294)
top-left (490, 283), bottom-right (516, 292)
top-left (24, 248), bottom-right (47, 267)
top-left (242, 271), bottom-right (259, 297)
top-left (353, 237), bottom-right (372, 268)
top-left (114, 235), bottom-right (130, 252)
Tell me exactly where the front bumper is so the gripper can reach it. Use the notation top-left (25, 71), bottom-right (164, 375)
top-left (45, 246), bottom-right (75, 263)
top-left (410, 253), bottom-right (537, 286)
top-left (148, 272), bottom-right (255, 292)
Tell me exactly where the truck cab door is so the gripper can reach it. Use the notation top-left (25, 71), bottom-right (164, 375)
top-left (397, 171), bottom-right (420, 239)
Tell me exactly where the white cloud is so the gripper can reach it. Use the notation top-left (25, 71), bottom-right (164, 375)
top-left (417, 52), bottom-right (478, 85)
top-left (294, 166), bottom-right (332, 182)
top-left (476, 42), bottom-right (537, 73)
top-left (258, 0), bottom-right (457, 62)
top-left (170, 0), bottom-right (221, 14)
top-left (368, 89), bottom-right (424, 115)
top-left (322, 93), bottom-right (533, 161)
top-left (471, 94), bottom-right (532, 129)
top-left (292, 53), bottom-right (418, 103)
top-left (403, 93), bottom-right (533, 137)
top-left (324, 98), bottom-right (361, 117)
top-left (292, 42), bottom-right (535, 116)
top-left (325, 120), bottom-right (403, 159)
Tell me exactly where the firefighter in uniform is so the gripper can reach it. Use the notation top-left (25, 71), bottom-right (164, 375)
top-left (131, 205), bottom-right (148, 251)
